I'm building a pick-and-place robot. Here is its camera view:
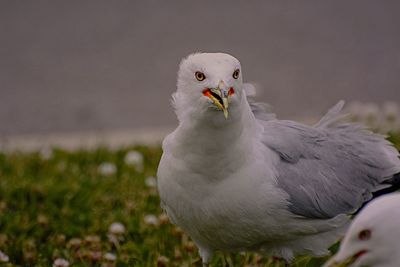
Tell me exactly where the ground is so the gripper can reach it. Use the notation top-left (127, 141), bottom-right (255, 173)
top-left (0, 133), bottom-right (399, 267)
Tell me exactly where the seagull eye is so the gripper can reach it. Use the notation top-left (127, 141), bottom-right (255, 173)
top-left (232, 69), bottom-right (240, 79)
top-left (195, 71), bottom-right (206, 81)
top-left (358, 229), bottom-right (371, 241)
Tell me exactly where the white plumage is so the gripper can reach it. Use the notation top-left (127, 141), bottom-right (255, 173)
top-left (324, 193), bottom-right (400, 267)
top-left (157, 52), bottom-right (400, 265)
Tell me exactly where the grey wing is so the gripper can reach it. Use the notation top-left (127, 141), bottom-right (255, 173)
top-left (256, 101), bottom-right (400, 219)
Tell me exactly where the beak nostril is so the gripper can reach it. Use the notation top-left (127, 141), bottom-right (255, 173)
top-left (218, 80), bottom-right (226, 89)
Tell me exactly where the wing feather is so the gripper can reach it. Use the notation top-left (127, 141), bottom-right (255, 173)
top-left (252, 100), bottom-right (400, 219)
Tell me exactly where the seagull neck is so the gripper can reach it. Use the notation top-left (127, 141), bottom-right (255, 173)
top-left (176, 94), bottom-right (260, 155)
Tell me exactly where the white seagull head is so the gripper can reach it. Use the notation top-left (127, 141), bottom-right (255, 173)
top-left (324, 193), bottom-right (400, 267)
top-left (173, 53), bottom-right (243, 122)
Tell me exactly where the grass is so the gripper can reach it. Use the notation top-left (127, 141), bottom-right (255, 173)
top-left (0, 132), bottom-right (399, 267)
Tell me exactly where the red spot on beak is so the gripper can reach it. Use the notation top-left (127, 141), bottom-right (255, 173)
top-left (228, 87), bottom-right (235, 96)
top-left (203, 88), bottom-right (211, 97)
top-left (355, 250), bottom-right (368, 259)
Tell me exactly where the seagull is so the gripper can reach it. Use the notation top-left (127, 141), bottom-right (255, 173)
top-left (157, 52), bottom-right (400, 266)
top-left (323, 193), bottom-right (400, 267)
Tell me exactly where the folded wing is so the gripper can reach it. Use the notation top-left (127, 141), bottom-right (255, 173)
top-left (255, 100), bottom-right (400, 219)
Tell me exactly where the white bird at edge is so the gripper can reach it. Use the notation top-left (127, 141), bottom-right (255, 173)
top-left (323, 193), bottom-right (400, 267)
top-left (156, 52), bottom-right (400, 266)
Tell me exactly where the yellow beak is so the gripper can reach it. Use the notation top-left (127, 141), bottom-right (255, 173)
top-left (203, 87), bottom-right (230, 119)
top-left (324, 250), bottom-right (368, 267)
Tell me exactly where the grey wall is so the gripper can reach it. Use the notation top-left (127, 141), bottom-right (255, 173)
top-left (1, 1), bottom-right (400, 136)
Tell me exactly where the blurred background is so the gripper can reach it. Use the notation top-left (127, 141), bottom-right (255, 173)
top-left (1, 1), bottom-right (400, 144)
top-left (0, 2), bottom-right (400, 266)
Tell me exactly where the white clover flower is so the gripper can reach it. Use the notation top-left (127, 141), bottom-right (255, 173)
top-left (157, 255), bottom-right (170, 266)
top-left (37, 214), bottom-right (49, 225)
top-left (363, 102), bottom-right (380, 118)
top-left (40, 147), bottom-right (53, 160)
top-left (104, 252), bottom-right (117, 261)
top-left (383, 101), bottom-right (399, 126)
top-left (347, 101), bottom-right (384, 129)
top-left (0, 250), bottom-right (9, 263)
top-left (108, 222), bottom-right (125, 235)
top-left (84, 235), bottom-right (101, 244)
top-left (107, 233), bottom-right (119, 245)
top-left (89, 251), bottom-right (102, 261)
top-left (53, 258), bottom-right (70, 267)
top-left (98, 162), bottom-right (116, 176)
top-left (124, 150), bottom-right (144, 171)
top-left (66, 238), bottom-right (82, 249)
top-left (383, 101), bottom-right (399, 116)
top-left (158, 213), bottom-right (169, 224)
top-left (144, 214), bottom-right (159, 226)
top-left (57, 161), bottom-right (67, 171)
top-left (145, 176), bottom-right (157, 188)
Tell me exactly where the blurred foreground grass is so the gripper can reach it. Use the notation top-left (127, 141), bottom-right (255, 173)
top-left (0, 132), bottom-right (399, 267)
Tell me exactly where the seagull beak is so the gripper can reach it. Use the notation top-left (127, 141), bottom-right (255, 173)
top-left (323, 250), bottom-right (368, 267)
top-left (203, 85), bottom-right (230, 119)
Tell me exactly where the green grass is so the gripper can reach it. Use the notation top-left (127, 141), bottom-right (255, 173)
top-left (0, 132), bottom-right (399, 267)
